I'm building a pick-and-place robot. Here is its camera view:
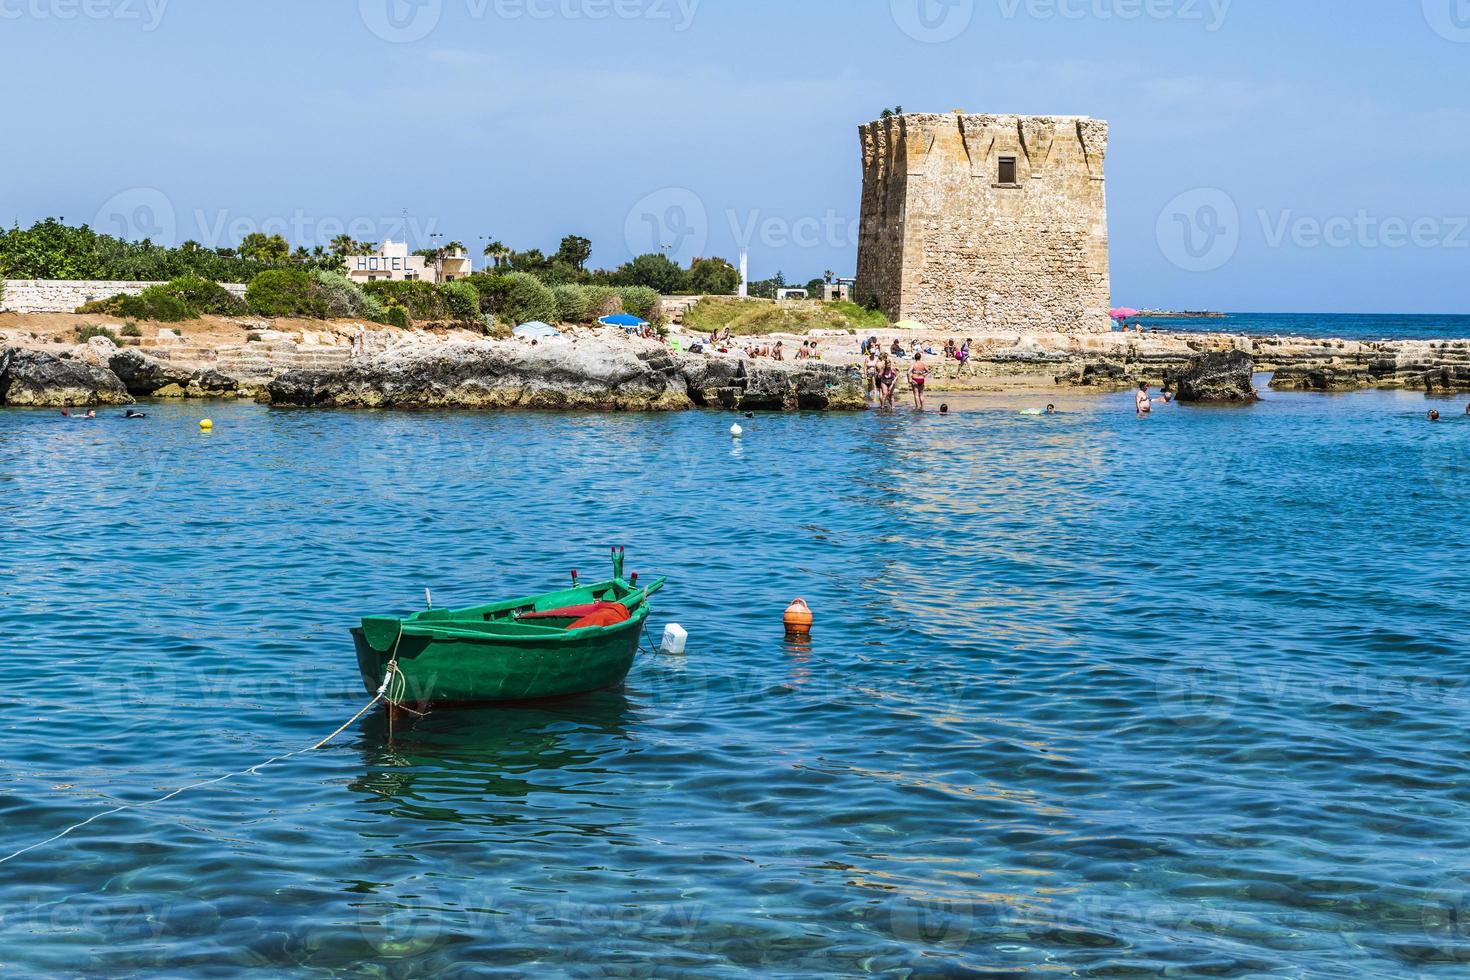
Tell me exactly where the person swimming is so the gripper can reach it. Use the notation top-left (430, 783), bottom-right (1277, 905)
top-left (1046, 404), bottom-right (1057, 414)
top-left (1429, 410), bottom-right (1442, 422)
top-left (125, 409), bottom-right (147, 419)
top-left (939, 404), bottom-right (949, 415)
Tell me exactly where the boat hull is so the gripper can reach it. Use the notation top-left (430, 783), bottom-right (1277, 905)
top-left (352, 605), bottom-right (647, 706)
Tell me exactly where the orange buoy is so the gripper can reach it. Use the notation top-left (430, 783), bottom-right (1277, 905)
top-left (783, 598), bottom-right (814, 637)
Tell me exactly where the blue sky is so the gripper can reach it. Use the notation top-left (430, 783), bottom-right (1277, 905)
top-left (5, 0), bottom-right (1469, 312)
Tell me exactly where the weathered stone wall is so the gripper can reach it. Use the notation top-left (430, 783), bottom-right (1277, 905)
top-left (1, 280), bottom-right (248, 314)
top-left (857, 112), bottom-right (1111, 334)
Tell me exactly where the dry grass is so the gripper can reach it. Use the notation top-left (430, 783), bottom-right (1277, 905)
top-left (682, 298), bottom-right (888, 337)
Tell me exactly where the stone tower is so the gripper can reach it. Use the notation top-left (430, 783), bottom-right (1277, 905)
top-left (856, 112), bottom-right (1111, 333)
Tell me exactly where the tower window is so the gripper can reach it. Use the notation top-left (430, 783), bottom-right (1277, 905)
top-left (998, 156), bottom-right (1018, 184)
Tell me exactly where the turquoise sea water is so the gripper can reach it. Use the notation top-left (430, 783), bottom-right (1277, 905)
top-left (1140, 312), bottom-right (1470, 340)
top-left (2, 388), bottom-right (1470, 977)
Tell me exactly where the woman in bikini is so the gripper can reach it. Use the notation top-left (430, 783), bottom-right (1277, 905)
top-left (909, 353), bottom-right (930, 411)
top-left (864, 348), bottom-right (879, 399)
top-left (878, 355), bottom-right (898, 410)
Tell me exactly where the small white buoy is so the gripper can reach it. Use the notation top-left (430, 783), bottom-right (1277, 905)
top-left (730, 424), bottom-right (743, 438)
top-left (661, 624), bottom-right (688, 656)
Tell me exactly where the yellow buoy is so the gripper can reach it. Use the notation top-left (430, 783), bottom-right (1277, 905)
top-left (199, 419), bottom-right (214, 431)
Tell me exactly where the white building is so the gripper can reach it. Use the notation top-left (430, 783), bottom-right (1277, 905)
top-left (344, 240), bottom-right (428, 284)
top-left (343, 241), bottom-right (474, 284)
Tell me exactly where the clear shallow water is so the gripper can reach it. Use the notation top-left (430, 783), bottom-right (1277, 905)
top-left (1, 391), bottom-right (1469, 977)
top-left (1139, 312), bottom-right (1470, 341)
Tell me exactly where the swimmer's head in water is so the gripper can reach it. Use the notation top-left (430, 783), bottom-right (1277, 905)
top-left (939, 404), bottom-right (949, 414)
top-left (1046, 405), bottom-right (1057, 413)
top-left (1430, 410), bottom-right (1442, 421)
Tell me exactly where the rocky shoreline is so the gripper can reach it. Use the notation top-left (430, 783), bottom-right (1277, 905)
top-left (3, 318), bottom-right (1470, 411)
top-left (0, 330), bottom-right (866, 412)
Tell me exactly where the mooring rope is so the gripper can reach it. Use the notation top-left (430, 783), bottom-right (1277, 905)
top-left (0, 626), bottom-right (412, 868)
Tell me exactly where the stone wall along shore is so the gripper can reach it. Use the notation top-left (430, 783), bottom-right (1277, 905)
top-left (1, 280), bottom-right (248, 315)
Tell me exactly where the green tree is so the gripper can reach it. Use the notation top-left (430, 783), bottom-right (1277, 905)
top-left (508, 248), bottom-right (550, 273)
top-left (240, 232), bottom-right (290, 264)
top-left (687, 256), bottom-right (740, 295)
top-left (554, 235), bottom-right (593, 271)
top-left (330, 234), bottom-right (356, 258)
top-left (482, 240), bottom-right (508, 268)
top-left (616, 253), bottom-right (687, 294)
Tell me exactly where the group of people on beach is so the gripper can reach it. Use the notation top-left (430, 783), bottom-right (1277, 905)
top-left (862, 345), bottom-right (930, 410)
top-left (856, 335), bottom-right (981, 411)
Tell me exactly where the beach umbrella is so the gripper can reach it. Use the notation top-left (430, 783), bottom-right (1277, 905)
top-left (1110, 307), bottom-right (1140, 321)
top-left (893, 319), bottom-right (930, 331)
top-left (598, 313), bottom-right (650, 329)
top-left (513, 321), bottom-right (560, 339)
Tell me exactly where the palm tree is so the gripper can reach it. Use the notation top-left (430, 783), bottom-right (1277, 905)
top-left (482, 240), bottom-right (508, 269)
top-left (330, 233), bottom-right (355, 258)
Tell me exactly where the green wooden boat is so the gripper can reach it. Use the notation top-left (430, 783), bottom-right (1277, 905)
top-left (352, 549), bottom-right (665, 708)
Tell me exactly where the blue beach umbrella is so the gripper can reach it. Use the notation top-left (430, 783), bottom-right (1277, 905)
top-left (598, 314), bottom-right (649, 329)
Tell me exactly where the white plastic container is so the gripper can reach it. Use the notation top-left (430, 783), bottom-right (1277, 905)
top-left (660, 624), bottom-right (688, 656)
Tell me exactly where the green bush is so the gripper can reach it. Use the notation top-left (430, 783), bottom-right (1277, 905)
top-left (75, 324), bottom-right (118, 342)
top-left (383, 304), bottom-right (410, 329)
top-left (114, 286), bottom-right (195, 322)
top-left (310, 269), bottom-right (386, 321)
top-left (501, 272), bottom-right (558, 325)
top-left (614, 286), bottom-right (661, 322)
top-left (246, 269), bottom-right (327, 318)
top-left (120, 322), bottom-right (142, 337)
top-left (552, 284), bottom-right (593, 323)
top-left (76, 276), bottom-right (225, 322)
top-left (462, 272), bottom-right (513, 314)
top-left (582, 285), bottom-right (619, 319)
top-left (362, 280), bottom-right (447, 322)
top-left (440, 280), bottom-right (482, 322)
top-left (164, 274), bottom-right (245, 314)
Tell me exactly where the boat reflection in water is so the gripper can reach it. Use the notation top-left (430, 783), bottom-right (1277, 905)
top-left (349, 689), bottom-right (635, 827)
